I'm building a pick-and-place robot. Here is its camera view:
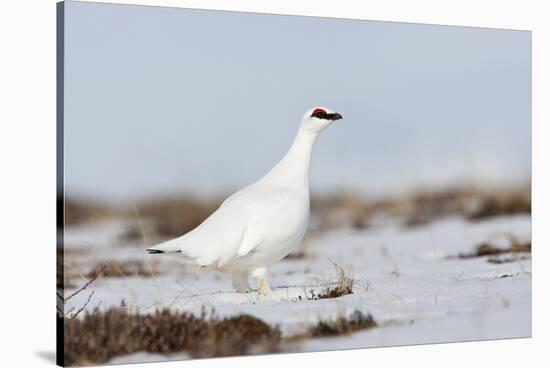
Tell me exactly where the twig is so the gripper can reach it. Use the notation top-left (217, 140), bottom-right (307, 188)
top-left (70, 291), bottom-right (95, 319)
top-left (63, 265), bottom-right (105, 302)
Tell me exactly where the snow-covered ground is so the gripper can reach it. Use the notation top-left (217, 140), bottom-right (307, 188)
top-left (61, 213), bottom-right (531, 362)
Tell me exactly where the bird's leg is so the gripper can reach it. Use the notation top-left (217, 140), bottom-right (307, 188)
top-left (232, 272), bottom-right (251, 293)
top-left (250, 267), bottom-right (272, 296)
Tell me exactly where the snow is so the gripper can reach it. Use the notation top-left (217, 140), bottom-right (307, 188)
top-left (61, 214), bottom-right (531, 362)
top-left (108, 352), bottom-right (191, 365)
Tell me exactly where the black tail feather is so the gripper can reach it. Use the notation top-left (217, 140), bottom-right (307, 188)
top-left (146, 249), bottom-right (182, 254)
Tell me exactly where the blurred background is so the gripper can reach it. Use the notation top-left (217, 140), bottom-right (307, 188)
top-left (63, 2), bottom-right (531, 203)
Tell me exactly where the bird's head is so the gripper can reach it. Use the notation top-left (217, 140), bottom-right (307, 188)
top-left (300, 107), bottom-right (343, 133)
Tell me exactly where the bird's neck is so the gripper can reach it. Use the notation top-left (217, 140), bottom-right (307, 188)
top-left (264, 127), bottom-right (318, 190)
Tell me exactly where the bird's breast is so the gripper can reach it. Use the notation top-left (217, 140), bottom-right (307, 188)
top-left (255, 198), bottom-right (309, 256)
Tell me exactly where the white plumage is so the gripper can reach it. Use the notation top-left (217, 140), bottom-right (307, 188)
top-left (147, 107), bottom-right (343, 295)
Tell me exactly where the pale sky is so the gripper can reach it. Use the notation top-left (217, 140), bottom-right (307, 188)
top-left (63, 1), bottom-right (531, 200)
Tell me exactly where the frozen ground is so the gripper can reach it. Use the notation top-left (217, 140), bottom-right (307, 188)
top-left (61, 214), bottom-right (531, 362)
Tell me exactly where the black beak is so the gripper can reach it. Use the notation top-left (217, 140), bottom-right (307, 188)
top-left (329, 112), bottom-right (343, 120)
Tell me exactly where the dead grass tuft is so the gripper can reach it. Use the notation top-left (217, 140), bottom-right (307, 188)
top-left (487, 255), bottom-right (531, 264)
top-left (308, 262), bottom-right (354, 300)
top-left (285, 310), bottom-right (377, 340)
top-left (467, 192), bottom-right (531, 221)
top-left (62, 309), bottom-right (281, 366)
top-left (498, 273), bottom-right (519, 278)
top-left (283, 251), bottom-right (307, 260)
top-left (458, 235), bottom-right (531, 260)
top-left (86, 260), bottom-right (159, 279)
top-left (309, 311), bottom-right (376, 337)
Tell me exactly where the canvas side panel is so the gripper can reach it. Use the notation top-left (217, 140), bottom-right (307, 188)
top-left (56, 1), bottom-right (65, 367)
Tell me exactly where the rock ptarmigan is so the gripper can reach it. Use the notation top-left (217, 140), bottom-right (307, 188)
top-left (147, 107), bottom-right (343, 295)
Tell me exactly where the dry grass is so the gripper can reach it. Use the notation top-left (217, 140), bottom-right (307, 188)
top-left (307, 311), bottom-right (376, 337)
top-left (85, 260), bottom-right (159, 279)
top-left (65, 185), bottom-right (530, 235)
top-left (308, 262), bottom-right (354, 300)
top-left (63, 197), bottom-right (117, 226)
top-left (467, 191), bottom-right (531, 220)
top-left (401, 186), bottom-right (530, 227)
top-left (283, 251), bottom-right (307, 260)
top-left (310, 185), bottom-right (530, 230)
top-left (62, 308), bottom-right (281, 366)
top-left (122, 196), bottom-right (223, 241)
top-left (457, 235), bottom-right (531, 260)
top-left (286, 310), bottom-right (377, 343)
top-left (57, 248), bottom-right (88, 289)
top-left (487, 255), bottom-right (531, 264)
top-left (62, 306), bottom-right (377, 365)
top-left (64, 195), bottom-right (222, 239)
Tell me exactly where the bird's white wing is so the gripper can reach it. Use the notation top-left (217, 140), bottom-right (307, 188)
top-left (232, 186), bottom-right (306, 258)
top-left (146, 194), bottom-right (248, 267)
top-left (174, 203), bottom-right (247, 267)
top-left (237, 224), bottom-right (263, 257)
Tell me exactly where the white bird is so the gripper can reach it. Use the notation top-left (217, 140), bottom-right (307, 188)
top-left (147, 107), bottom-right (343, 295)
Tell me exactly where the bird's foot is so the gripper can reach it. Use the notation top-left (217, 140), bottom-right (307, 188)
top-left (232, 273), bottom-right (252, 293)
top-left (250, 267), bottom-right (273, 297)
top-left (257, 283), bottom-right (273, 297)
top-left (235, 285), bottom-right (252, 294)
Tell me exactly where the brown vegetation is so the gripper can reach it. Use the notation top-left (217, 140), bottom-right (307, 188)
top-left (308, 262), bottom-right (354, 300)
top-left (64, 197), bottom-right (116, 226)
top-left (310, 185), bottom-right (530, 230)
top-left (59, 265), bottom-right (373, 366)
top-left (458, 238), bottom-right (531, 260)
top-left (62, 308), bottom-right (281, 366)
top-left (62, 307), bottom-right (377, 366)
top-left (467, 192), bottom-right (531, 220)
top-left (400, 187), bottom-right (530, 227)
top-left (57, 248), bottom-right (87, 289)
top-left (65, 185), bottom-right (530, 235)
top-left (487, 255), bottom-right (531, 264)
top-left (86, 260), bottom-right (158, 278)
top-left (308, 310), bottom-right (376, 337)
top-left (283, 251), bottom-right (307, 260)
top-left (123, 197), bottom-right (223, 241)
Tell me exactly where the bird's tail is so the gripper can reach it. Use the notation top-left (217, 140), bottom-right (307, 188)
top-left (146, 239), bottom-right (182, 254)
